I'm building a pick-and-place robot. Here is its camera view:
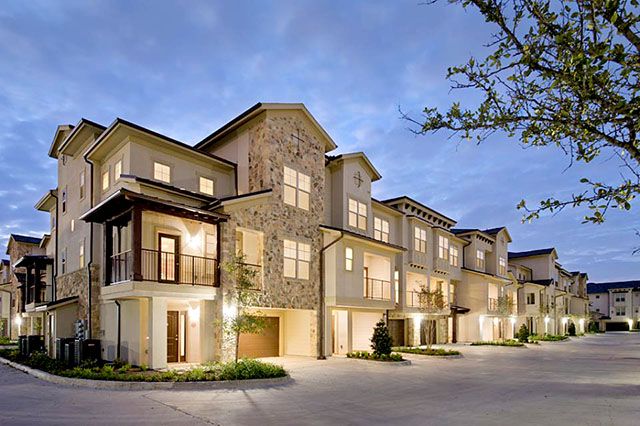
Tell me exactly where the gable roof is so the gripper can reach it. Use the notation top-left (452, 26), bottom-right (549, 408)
top-left (508, 248), bottom-right (557, 259)
top-left (587, 280), bottom-right (640, 293)
top-left (482, 226), bottom-right (512, 243)
top-left (325, 152), bottom-right (382, 181)
top-left (195, 102), bottom-right (337, 152)
top-left (9, 234), bottom-right (42, 245)
top-left (383, 196), bottom-right (456, 228)
top-left (48, 124), bottom-right (75, 158)
top-left (57, 118), bottom-right (106, 157)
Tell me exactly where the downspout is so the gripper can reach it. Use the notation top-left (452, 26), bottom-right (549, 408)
top-left (83, 153), bottom-right (95, 339)
top-left (318, 231), bottom-right (344, 360)
top-left (114, 300), bottom-right (121, 360)
top-left (51, 191), bottom-right (59, 299)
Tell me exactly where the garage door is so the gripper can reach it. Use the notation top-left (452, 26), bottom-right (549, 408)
top-left (352, 312), bottom-right (383, 351)
top-left (606, 322), bottom-right (629, 331)
top-left (388, 319), bottom-right (405, 347)
top-left (238, 317), bottom-right (279, 358)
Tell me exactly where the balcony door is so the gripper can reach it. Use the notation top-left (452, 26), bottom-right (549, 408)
top-left (159, 234), bottom-right (180, 283)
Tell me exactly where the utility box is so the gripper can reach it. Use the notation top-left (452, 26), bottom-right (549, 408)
top-left (25, 335), bottom-right (45, 355)
top-left (55, 338), bottom-right (75, 361)
top-left (63, 340), bottom-right (76, 367)
top-left (74, 339), bottom-right (101, 364)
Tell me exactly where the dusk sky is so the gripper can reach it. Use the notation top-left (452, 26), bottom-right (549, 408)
top-left (0, 0), bottom-right (637, 281)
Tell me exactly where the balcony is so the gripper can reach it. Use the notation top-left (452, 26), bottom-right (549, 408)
top-left (110, 249), bottom-right (218, 287)
top-left (405, 290), bottom-right (450, 312)
top-left (363, 277), bottom-right (391, 301)
top-left (487, 297), bottom-right (498, 312)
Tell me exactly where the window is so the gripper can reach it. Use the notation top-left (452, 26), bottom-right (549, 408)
top-left (102, 170), bottom-right (109, 191)
top-left (70, 219), bottom-right (75, 233)
top-left (595, 295), bottom-right (600, 299)
top-left (283, 240), bottom-right (310, 280)
top-left (154, 162), bottom-right (171, 183)
top-left (205, 233), bottom-right (216, 258)
top-left (348, 198), bottom-right (367, 230)
top-left (373, 217), bottom-right (389, 242)
top-left (61, 248), bottom-right (66, 274)
top-left (114, 160), bottom-right (122, 181)
top-left (499, 257), bottom-right (507, 276)
top-left (476, 250), bottom-right (485, 270)
top-left (438, 236), bottom-right (449, 260)
top-left (199, 176), bottom-right (215, 196)
top-left (394, 270), bottom-right (399, 304)
top-left (414, 227), bottom-right (427, 253)
top-left (345, 247), bottom-right (353, 271)
top-left (283, 166), bottom-right (310, 210)
top-left (526, 293), bottom-right (535, 305)
top-left (61, 188), bottom-right (67, 214)
top-left (79, 171), bottom-right (86, 199)
top-left (615, 293), bottom-right (626, 303)
top-left (79, 241), bottom-right (85, 267)
top-left (615, 306), bottom-right (626, 316)
top-left (449, 245), bottom-right (459, 267)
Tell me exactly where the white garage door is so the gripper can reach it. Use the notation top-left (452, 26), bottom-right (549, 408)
top-left (352, 312), bottom-right (383, 351)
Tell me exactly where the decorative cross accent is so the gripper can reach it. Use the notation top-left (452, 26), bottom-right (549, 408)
top-left (353, 171), bottom-right (363, 188)
top-left (291, 128), bottom-right (306, 150)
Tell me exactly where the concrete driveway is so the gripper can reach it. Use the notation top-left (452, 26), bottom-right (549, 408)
top-left (1, 333), bottom-right (639, 425)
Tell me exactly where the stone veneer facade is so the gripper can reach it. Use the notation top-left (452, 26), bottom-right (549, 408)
top-left (214, 110), bottom-right (326, 359)
top-left (54, 264), bottom-right (100, 337)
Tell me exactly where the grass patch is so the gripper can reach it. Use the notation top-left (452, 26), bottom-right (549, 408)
top-left (470, 340), bottom-right (525, 347)
top-left (393, 347), bottom-right (461, 356)
top-left (529, 334), bottom-right (569, 342)
top-left (0, 337), bottom-right (16, 345)
top-left (346, 351), bottom-right (404, 362)
top-left (0, 349), bottom-right (286, 382)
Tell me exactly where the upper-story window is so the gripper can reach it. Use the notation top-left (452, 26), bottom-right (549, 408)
top-left (449, 245), bottom-right (459, 267)
top-left (348, 199), bottom-right (367, 231)
top-left (414, 227), bottom-right (427, 253)
top-left (394, 270), bottom-right (399, 304)
top-left (70, 219), bottom-right (75, 232)
top-left (615, 293), bottom-right (626, 303)
top-left (283, 239), bottom-right (310, 280)
top-left (526, 293), bottom-right (535, 304)
top-left (499, 257), bottom-right (507, 276)
top-left (284, 166), bottom-right (310, 210)
top-left (79, 241), bottom-right (85, 266)
top-left (199, 176), bottom-right (215, 196)
top-left (438, 236), bottom-right (449, 260)
top-left (79, 171), bottom-right (86, 200)
top-left (345, 247), bottom-right (353, 271)
top-left (615, 306), bottom-right (626, 316)
top-left (154, 162), bottom-right (171, 183)
top-left (61, 187), bottom-right (67, 214)
top-left (373, 217), bottom-right (389, 242)
top-left (102, 170), bottom-right (109, 191)
top-left (476, 250), bottom-right (485, 270)
top-left (114, 160), bottom-right (122, 181)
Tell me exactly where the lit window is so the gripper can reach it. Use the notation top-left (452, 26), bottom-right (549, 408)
top-left (283, 166), bottom-right (310, 210)
top-left (414, 227), bottom-right (427, 253)
top-left (199, 177), bottom-right (215, 196)
top-left (345, 247), bottom-right (353, 271)
top-left (79, 241), bottom-right (84, 267)
top-left (102, 170), bottom-right (109, 191)
top-left (154, 162), bottom-right (171, 183)
top-left (526, 293), bottom-right (535, 305)
top-left (374, 217), bottom-right (389, 242)
top-left (114, 160), bottom-right (122, 181)
top-left (79, 171), bottom-right (86, 199)
top-left (449, 245), bottom-right (459, 267)
top-left (348, 198), bottom-right (367, 230)
top-left (283, 239), bottom-right (310, 280)
top-left (394, 270), bottom-right (399, 304)
top-left (438, 236), bottom-right (449, 260)
top-left (476, 250), bottom-right (485, 270)
top-left (499, 257), bottom-right (507, 276)
top-left (70, 219), bottom-right (75, 232)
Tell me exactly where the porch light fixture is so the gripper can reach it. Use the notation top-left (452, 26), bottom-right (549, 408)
top-left (544, 316), bottom-right (550, 324)
top-left (14, 316), bottom-right (22, 326)
top-left (562, 317), bottom-right (568, 325)
top-left (628, 319), bottom-right (634, 329)
top-left (510, 316), bottom-right (516, 325)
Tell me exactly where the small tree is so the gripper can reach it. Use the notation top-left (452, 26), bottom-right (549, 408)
top-left (222, 253), bottom-right (266, 363)
top-left (497, 294), bottom-right (514, 340)
top-left (417, 285), bottom-right (446, 349)
top-left (517, 324), bottom-right (530, 343)
top-left (568, 322), bottom-right (577, 336)
top-left (370, 319), bottom-right (393, 357)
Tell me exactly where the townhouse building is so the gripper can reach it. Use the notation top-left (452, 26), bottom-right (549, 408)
top-left (0, 259), bottom-right (10, 337)
top-left (588, 280), bottom-right (640, 331)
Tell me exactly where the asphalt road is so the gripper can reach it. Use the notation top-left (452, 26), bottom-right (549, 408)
top-left (1, 333), bottom-right (638, 425)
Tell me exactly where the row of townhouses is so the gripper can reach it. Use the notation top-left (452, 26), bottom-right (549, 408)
top-left (0, 103), bottom-right (592, 369)
top-left (588, 280), bottom-right (640, 331)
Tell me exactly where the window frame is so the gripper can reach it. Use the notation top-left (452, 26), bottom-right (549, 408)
top-left (373, 217), bottom-right (389, 242)
top-left (414, 226), bottom-right (427, 253)
top-left (345, 247), bottom-right (353, 271)
top-left (526, 293), bottom-right (535, 305)
top-left (283, 239), bottom-right (310, 280)
top-left (476, 250), bottom-right (485, 270)
top-left (102, 169), bottom-right (110, 191)
top-left (199, 176), bottom-right (215, 196)
top-left (449, 245), bottom-right (459, 267)
top-left (438, 235), bottom-right (449, 260)
top-left (348, 198), bottom-right (367, 231)
top-left (283, 166), bottom-right (310, 210)
top-left (79, 170), bottom-right (86, 200)
top-left (79, 241), bottom-right (85, 267)
top-left (153, 162), bottom-right (171, 183)
top-left (499, 257), bottom-right (507, 276)
top-left (114, 160), bottom-right (122, 181)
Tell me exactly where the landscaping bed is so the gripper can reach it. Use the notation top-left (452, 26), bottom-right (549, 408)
top-left (528, 334), bottom-right (569, 342)
top-left (393, 347), bottom-right (461, 356)
top-left (346, 351), bottom-right (405, 362)
top-left (0, 349), bottom-right (286, 382)
top-left (0, 337), bottom-right (16, 346)
top-left (470, 340), bottom-right (525, 347)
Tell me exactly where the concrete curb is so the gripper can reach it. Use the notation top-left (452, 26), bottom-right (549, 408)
top-left (0, 356), bottom-right (292, 391)
top-left (346, 358), bottom-right (412, 366)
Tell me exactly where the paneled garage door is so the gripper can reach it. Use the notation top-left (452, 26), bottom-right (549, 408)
top-left (606, 322), bottom-right (629, 331)
top-left (238, 317), bottom-right (280, 358)
top-left (352, 312), bottom-right (383, 351)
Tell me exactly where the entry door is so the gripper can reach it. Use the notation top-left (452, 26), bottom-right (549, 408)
top-left (159, 234), bottom-right (180, 282)
top-left (167, 311), bottom-right (179, 363)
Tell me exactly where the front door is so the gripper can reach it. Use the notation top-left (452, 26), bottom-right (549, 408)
top-left (167, 310), bottom-right (179, 363)
top-left (159, 234), bottom-right (180, 283)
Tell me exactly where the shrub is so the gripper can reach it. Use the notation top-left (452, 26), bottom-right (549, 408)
top-left (370, 320), bottom-right (393, 357)
top-left (470, 340), bottom-right (524, 347)
top-left (0, 337), bottom-right (16, 345)
top-left (346, 350), bottom-right (404, 362)
top-left (393, 347), bottom-right (461, 356)
top-left (588, 322), bottom-right (600, 333)
top-left (568, 322), bottom-right (576, 336)
top-left (516, 324), bottom-right (530, 343)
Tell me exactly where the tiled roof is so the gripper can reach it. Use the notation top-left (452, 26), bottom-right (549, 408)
top-left (482, 227), bottom-right (505, 235)
top-left (10, 234), bottom-right (42, 245)
top-left (587, 281), bottom-right (640, 294)
top-left (508, 248), bottom-right (555, 259)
